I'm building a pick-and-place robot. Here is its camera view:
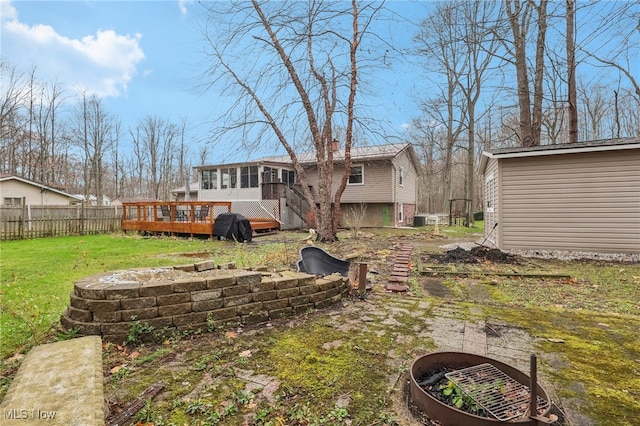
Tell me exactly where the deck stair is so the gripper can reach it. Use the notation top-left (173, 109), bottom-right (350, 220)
top-left (284, 185), bottom-right (312, 226)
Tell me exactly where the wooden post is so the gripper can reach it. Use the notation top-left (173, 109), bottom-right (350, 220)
top-left (358, 263), bottom-right (367, 296)
top-left (19, 197), bottom-right (26, 239)
top-left (80, 202), bottom-right (85, 235)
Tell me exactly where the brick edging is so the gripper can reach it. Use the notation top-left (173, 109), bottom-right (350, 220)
top-left (60, 262), bottom-right (349, 342)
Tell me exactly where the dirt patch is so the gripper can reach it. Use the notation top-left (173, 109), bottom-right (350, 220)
top-left (423, 278), bottom-right (451, 298)
top-left (429, 246), bottom-right (521, 264)
top-left (176, 252), bottom-right (211, 258)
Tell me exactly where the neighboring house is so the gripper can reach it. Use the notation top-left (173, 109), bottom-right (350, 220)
top-left (74, 194), bottom-right (112, 206)
top-left (194, 143), bottom-right (420, 229)
top-left (480, 137), bottom-right (640, 254)
top-left (0, 174), bottom-right (83, 206)
top-left (171, 182), bottom-right (200, 202)
top-left (111, 198), bottom-right (156, 206)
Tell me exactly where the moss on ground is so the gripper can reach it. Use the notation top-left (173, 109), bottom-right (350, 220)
top-left (102, 296), bottom-right (437, 425)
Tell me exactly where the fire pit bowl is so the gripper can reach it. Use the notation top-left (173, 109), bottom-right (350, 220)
top-left (410, 352), bottom-right (552, 426)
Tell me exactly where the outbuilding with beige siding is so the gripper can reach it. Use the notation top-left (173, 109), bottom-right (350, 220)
top-left (480, 138), bottom-right (640, 254)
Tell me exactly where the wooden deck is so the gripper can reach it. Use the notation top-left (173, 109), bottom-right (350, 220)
top-left (121, 201), bottom-right (280, 238)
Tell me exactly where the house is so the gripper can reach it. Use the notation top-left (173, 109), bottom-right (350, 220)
top-left (0, 174), bottom-right (83, 206)
top-left (74, 194), bottom-right (112, 206)
top-left (480, 138), bottom-right (640, 254)
top-left (194, 143), bottom-right (420, 229)
top-left (171, 182), bottom-right (200, 202)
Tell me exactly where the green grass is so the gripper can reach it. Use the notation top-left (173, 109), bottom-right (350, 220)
top-left (0, 234), bottom-right (221, 359)
top-left (437, 220), bottom-right (484, 237)
top-left (0, 231), bottom-right (317, 360)
top-left (4, 225), bottom-right (636, 425)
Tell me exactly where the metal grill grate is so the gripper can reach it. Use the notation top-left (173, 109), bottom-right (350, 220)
top-left (445, 363), bottom-right (549, 421)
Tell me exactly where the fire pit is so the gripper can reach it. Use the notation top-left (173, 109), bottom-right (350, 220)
top-left (410, 352), bottom-right (552, 426)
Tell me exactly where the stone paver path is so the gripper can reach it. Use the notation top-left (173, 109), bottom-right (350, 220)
top-left (0, 336), bottom-right (104, 425)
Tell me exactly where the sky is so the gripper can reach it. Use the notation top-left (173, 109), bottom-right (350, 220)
top-left (0, 0), bottom-right (430, 164)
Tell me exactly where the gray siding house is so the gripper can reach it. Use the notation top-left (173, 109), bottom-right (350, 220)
top-left (194, 143), bottom-right (420, 229)
top-left (480, 138), bottom-right (640, 254)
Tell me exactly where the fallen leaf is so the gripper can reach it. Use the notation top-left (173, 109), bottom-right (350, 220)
top-left (225, 331), bottom-right (238, 339)
top-left (239, 349), bottom-right (252, 358)
top-left (246, 402), bottom-right (257, 410)
top-left (550, 414), bottom-right (558, 422)
top-left (129, 351), bottom-right (140, 359)
top-left (111, 365), bottom-right (123, 374)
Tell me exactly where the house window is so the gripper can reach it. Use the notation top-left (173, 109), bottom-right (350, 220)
top-left (399, 167), bottom-right (404, 186)
top-left (282, 170), bottom-right (295, 186)
top-left (221, 168), bottom-right (237, 189)
top-left (241, 166), bottom-right (259, 188)
top-left (348, 165), bottom-right (364, 185)
top-left (398, 203), bottom-right (404, 222)
top-left (4, 197), bottom-right (21, 206)
top-left (263, 167), bottom-right (279, 183)
top-left (485, 173), bottom-right (495, 212)
top-left (201, 169), bottom-right (217, 190)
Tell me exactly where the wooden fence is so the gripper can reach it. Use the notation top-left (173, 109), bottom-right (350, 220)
top-left (0, 205), bottom-right (123, 241)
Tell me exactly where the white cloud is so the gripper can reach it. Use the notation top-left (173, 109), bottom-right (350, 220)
top-left (178, 0), bottom-right (193, 16)
top-left (0, 0), bottom-right (17, 20)
top-left (1, 0), bottom-right (145, 98)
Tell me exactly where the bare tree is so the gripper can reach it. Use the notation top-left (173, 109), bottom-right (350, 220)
top-left (414, 3), bottom-right (466, 214)
top-left (503, 0), bottom-right (549, 147)
top-left (566, 0), bottom-right (578, 143)
top-left (457, 0), bottom-right (501, 226)
top-left (131, 116), bottom-right (178, 200)
top-left (73, 92), bottom-right (114, 203)
top-left (578, 81), bottom-right (608, 141)
top-left (0, 61), bottom-right (29, 174)
top-left (408, 118), bottom-right (442, 214)
top-left (198, 0), bottom-right (380, 241)
top-left (579, 2), bottom-right (640, 102)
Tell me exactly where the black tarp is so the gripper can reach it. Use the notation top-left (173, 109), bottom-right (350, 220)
top-left (213, 213), bottom-right (253, 242)
top-left (296, 246), bottom-right (349, 277)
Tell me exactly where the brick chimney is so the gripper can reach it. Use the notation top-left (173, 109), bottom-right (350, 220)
top-left (331, 139), bottom-right (339, 152)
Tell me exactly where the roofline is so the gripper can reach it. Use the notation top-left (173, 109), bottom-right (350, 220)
top-left (480, 140), bottom-right (640, 172)
top-left (196, 143), bottom-right (418, 170)
top-left (0, 175), bottom-right (83, 200)
top-left (194, 160), bottom-right (294, 171)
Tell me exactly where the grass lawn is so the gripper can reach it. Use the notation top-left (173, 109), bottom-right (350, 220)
top-left (1, 225), bottom-right (639, 425)
top-left (0, 232), bottom-right (304, 360)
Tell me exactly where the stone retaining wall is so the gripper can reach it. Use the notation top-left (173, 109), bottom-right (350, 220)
top-left (60, 261), bottom-right (349, 342)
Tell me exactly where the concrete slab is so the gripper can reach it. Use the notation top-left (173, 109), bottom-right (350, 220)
top-left (0, 336), bottom-right (104, 425)
top-left (462, 320), bottom-right (487, 355)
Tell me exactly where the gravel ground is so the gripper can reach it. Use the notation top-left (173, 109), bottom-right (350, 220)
top-left (440, 240), bottom-right (640, 263)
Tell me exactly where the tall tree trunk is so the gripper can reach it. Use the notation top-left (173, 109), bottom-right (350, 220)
top-left (332, 0), bottom-right (359, 236)
top-left (566, 0), bottom-right (578, 143)
top-left (506, 0), bottom-right (534, 147)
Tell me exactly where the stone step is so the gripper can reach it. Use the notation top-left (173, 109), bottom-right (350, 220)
top-left (0, 336), bottom-right (104, 425)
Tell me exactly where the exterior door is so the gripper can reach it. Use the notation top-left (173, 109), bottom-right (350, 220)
top-left (382, 205), bottom-right (391, 227)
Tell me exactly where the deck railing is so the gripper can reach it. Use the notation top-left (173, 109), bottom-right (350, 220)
top-left (121, 201), bottom-right (280, 237)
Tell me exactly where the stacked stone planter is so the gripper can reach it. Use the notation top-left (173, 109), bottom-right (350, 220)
top-left (60, 261), bottom-right (349, 342)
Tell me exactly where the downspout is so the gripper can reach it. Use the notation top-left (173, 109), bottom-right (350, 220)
top-left (393, 163), bottom-right (398, 228)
